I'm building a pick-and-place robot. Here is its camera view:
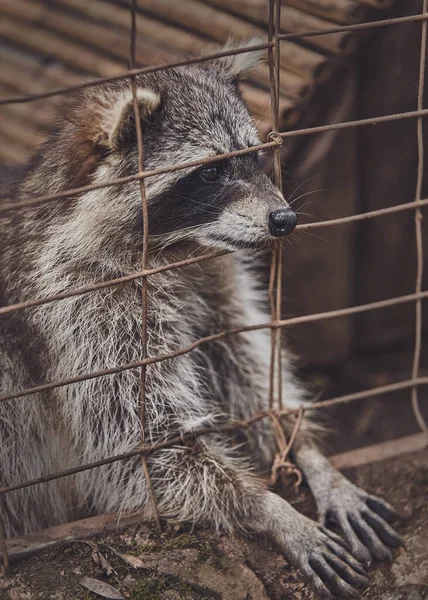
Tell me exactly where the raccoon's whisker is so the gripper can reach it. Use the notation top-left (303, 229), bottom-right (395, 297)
top-left (172, 191), bottom-right (222, 216)
top-left (149, 223), bottom-right (208, 258)
top-left (297, 229), bottom-right (328, 243)
top-left (185, 242), bottom-right (212, 260)
top-left (150, 222), bottom-right (207, 244)
top-left (295, 211), bottom-right (321, 222)
top-left (288, 232), bottom-right (305, 246)
top-left (294, 201), bottom-right (312, 212)
top-left (286, 175), bottom-right (322, 205)
top-left (252, 113), bottom-right (266, 131)
top-left (289, 188), bottom-right (330, 207)
top-left (152, 230), bottom-right (205, 255)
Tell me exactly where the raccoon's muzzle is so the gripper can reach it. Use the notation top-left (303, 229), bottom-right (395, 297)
top-left (268, 208), bottom-right (298, 237)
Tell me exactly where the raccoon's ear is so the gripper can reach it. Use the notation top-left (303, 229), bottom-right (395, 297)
top-left (102, 88), bottom-right (161, 149)
top-left (65, 87), bottom-right (161, 151)
top-left (213, 38), bottom-right (265, 79)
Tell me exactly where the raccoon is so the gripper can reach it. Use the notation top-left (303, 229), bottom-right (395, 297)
top-left (0, 45), bottom-right (402, 597)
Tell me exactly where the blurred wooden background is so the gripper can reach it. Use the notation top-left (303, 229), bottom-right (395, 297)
top-left (0, 0), bottom-right (396, 162)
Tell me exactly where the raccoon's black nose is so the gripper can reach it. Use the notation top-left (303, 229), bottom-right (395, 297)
top-left (268, 209), bottom-right (298, 237)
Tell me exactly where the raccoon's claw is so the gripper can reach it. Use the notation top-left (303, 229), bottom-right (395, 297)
top-left (365, 495), bottom-right (404, 524)
top-left (279, 515), bottom-right (368, 598)
top-left (302, 529), bottom-right (368, 598)
top-left (319, 478), bottom-right (403, 566)
top-left (305, 551), bottom-right (368, 598)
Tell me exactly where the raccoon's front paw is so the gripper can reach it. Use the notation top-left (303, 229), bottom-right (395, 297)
top-left (278, 512), bottom-right (369, 598)
top-left (317, 473), bottom-right (403, 566)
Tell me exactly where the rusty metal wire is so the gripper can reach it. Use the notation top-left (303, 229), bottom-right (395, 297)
top-left (1, 0), bottom-right (428, 568)
top-left (270, 408), bottom-right (304, 488)
top-left (412, 0), bottom-right (428, 436)
top-left (129, 0), bottom-right (162, 534)
top-left (267, 0), bottom-right (284, 410)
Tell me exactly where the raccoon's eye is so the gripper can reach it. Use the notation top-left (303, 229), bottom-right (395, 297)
top-left (200, 165), bottom-right (222, 182)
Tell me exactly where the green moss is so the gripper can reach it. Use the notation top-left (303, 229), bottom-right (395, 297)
top-left (129, 533), bottom-right (202, 556)
top-left (174, 581), bottom-right (194, 598)
top-left (162, 534), bottom-right (200, 551)
top-left (128, 541), bottom-right (160, 555)
top-left (130, 578), bottom-right (168, 600)
top-left (130, 575), bottom-right (202, 600)
top-left (195, 541), bottom-right (215, 564)
top-left (127, 531), bottom-right (227, 599)
top-left (128, 532), bottom-right (230, 579)
top-left (128, 567), bottom-right (225, 599)
top-left (75, 591), bottom-right (95, 600)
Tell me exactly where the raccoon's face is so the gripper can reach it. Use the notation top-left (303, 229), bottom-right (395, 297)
top-left (141, 52), bottom-right (298, 252)
top-left (71, 42), bottom-right (297, 256)
top-left (147, 152), bottom-right (297, 251)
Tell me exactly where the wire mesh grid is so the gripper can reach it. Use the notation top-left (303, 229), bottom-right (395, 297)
top-left (0, 0), bottom-right (427, 573)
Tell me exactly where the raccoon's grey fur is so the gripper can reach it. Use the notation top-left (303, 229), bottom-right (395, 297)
top-left (0, 45), bottom-right (402, 597)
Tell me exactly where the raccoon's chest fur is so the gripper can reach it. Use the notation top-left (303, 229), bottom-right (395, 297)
top-left (30, 253), bottom-right (265, 461)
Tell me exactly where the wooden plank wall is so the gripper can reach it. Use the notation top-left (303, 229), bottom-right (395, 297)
top-left (0, 0), bottom-right (397, 166)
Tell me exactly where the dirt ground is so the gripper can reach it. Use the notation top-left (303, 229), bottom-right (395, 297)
top-left (1, 447), bottom-right (427, 600)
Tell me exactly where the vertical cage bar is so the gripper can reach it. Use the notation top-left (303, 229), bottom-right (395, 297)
top-left (274, 0), bottom-right (284, 410)
top-left (411, 0), bottom-right (428, 435)
top-left (268, 0), bottom-right (284, 408)
top-left (129, 0), bottom-right (162, 532)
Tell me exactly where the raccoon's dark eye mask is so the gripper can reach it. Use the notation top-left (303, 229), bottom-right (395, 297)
top-left (145, 167), bottom-right (226, 236)
top-left (143, 154), bottom-right (262, 236)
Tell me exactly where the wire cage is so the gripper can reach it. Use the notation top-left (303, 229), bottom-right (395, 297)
top-left (0, 0), bottom-right (427, 578)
